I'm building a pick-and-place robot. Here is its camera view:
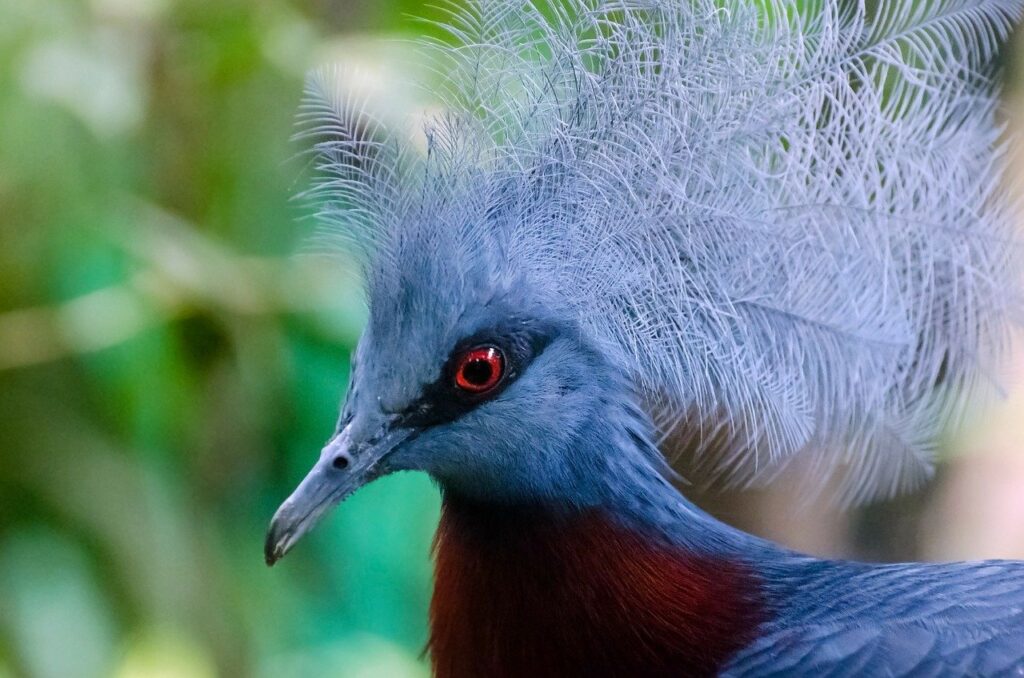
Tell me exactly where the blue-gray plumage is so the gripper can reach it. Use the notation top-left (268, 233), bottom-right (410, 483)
top-left (727, 559), bottom-right (1024, 675)
top-left (265, 0), bottom-right (1024, 675)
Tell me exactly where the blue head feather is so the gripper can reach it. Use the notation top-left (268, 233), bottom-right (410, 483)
top-left (295, 0), bottom-right (1022, 510)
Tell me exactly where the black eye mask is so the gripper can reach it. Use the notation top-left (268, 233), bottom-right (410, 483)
top-left (395, 319), bottom-right (554, 430)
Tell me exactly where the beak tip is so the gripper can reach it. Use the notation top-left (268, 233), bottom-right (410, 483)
top-left (264, 525), bottom-right (287, 567)
top-left (263, 436), bottom-right (375, 569)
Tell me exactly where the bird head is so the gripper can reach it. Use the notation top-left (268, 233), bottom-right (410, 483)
top-left (265, 213), bottom-right (651, 565)
top-left (266, 0), bottom-right (1021, 561)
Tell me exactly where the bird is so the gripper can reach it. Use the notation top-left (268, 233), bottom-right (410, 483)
top-left (265, 0), bottom-right (1024, 675)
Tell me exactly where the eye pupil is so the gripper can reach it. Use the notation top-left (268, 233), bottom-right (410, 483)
top-left (454, 346), bottom-right (505, 394)
top-left (463, 359), bottom-right (493, 386)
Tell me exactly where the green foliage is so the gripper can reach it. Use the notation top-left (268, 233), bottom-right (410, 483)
top-left (0, 0), bottom-right (450, 675)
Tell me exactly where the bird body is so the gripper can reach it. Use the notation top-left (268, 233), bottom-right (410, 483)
top-left (429, 504), bottom-right (1024, 677)
top-left (427, 415), bottom-right (1024, 676)
top-left (732, 558), bottom-right (1024, 676)
top-left (266, 0), bottom-right (1024, 673)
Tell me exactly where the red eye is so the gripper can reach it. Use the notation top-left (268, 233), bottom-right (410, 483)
top-left (454, 346), bottom-right (505, 394)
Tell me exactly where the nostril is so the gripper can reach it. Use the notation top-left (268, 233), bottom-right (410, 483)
top-left (332, 454), bottom-right (350, 470)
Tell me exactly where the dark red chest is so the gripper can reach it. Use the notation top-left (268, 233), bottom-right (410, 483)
top-left (428, 498), bottom-right (766, 678)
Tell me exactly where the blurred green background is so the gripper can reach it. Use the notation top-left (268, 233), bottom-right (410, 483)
top-left (2, 1), bottom-right (1024, 677)
top-left (0, 1), bottom-right (453, 676)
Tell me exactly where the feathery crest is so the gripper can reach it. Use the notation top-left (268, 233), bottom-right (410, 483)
top-left (301, 0), bottom-right (1022, 503)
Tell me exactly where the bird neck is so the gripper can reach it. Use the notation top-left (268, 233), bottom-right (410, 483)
top-left (593, 450), bottom-right (769, 558)
top-left (572, 395), bottom-right (775, 557)
top-left (428, 491), bottom-right (768, 677)
top-left (426, 412), bottom-right (778, 677)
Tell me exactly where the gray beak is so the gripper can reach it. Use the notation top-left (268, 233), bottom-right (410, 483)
top-left (264, 425), bottom-right (408, 566)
